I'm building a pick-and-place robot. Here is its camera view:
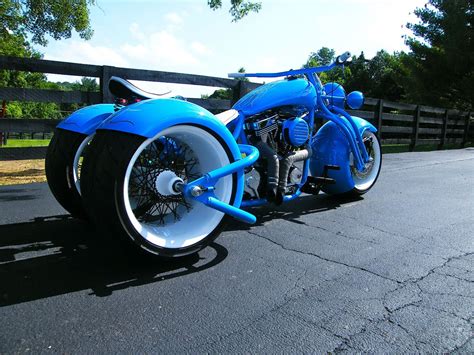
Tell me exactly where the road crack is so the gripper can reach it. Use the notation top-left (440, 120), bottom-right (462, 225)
top-left (247, 230), bottom-right (401, 284)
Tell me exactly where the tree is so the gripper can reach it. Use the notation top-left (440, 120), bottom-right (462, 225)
top-left (0, 0), bottom-right (261, 118)
top-left (1, 0), bottom-right (95, 46)
top-left (303, 48), bottom-right (408, 102)
top-left (1, 0), bottom-right (260, 48)
top-left (348, 50), bottom-right (408, 101)
top-left (304, 47), bottom-right (336, 67)
top-left (404, 0), bottom-right (473, 109)
top-left (204, 67), bottom-right (248, 100)
top-left (303, 47), bottom-right (349, 86)
top-left (208, 0), bottom-right (262, 22)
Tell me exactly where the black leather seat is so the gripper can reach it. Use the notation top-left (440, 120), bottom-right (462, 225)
top-left (108, 76), bottom-right (171, 101)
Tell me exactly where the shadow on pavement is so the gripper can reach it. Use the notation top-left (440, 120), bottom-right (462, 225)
top-left (0, 193), bottom-right (361, 307)
top-left (0, 187), bottom-right (38, 202)
top-left (0, 216), bottom-right (228, 306)
top-left (226, 193), bottom-right (363, 231)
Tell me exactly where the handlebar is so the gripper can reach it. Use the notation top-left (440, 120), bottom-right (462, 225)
top-left (228, 72), bottom-right (247, 78)
top-left (336, 51), bottom-right (351, 64)
top-left (227, 51), bottom-right (352, 79)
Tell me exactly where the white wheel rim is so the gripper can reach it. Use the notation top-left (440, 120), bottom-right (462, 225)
top-left (73, 133), bottom-right (95, 195)
top-left (352, 131), bottom-right (381, 191)
top-left (122, 125), bottom-right (233, 249)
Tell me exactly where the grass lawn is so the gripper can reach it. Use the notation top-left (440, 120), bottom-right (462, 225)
top-left (1, 139), bottom-right (51, 148)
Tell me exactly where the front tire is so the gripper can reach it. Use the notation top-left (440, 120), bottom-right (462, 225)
top-left (350, 130), bottom-right (382, 195)
top-left (81, 125), bottom-right (236, 258)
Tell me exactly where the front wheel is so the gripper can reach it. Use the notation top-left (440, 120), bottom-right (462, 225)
top-left (81, 125), bottom-right (237, 258)
top-left (350, 130), bottom-right (382, 195)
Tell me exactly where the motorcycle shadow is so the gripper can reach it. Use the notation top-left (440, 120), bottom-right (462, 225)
top-left (226, 193), bottom-right (363, 231)
top-left (0, 216), bottom-right (228, 307)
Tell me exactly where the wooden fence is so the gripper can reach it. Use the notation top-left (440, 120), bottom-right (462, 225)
top-left (0, 55), bottom-right (472, 160)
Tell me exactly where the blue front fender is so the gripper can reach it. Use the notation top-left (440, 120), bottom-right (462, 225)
top-left (351, 116), bottom-right (377, 135)
top-left (311, 116), bottom-right (377, 194)
top-left (57, 104), bottom-right (115, 135)
top-left (99, 98), bottom-right (245, 207)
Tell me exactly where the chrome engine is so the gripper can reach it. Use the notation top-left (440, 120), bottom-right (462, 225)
top-left (243, 107), bottom-right (312, 204)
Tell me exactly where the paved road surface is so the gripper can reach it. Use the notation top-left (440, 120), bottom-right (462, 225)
top-left (1, 149), bottom-right (473, 353)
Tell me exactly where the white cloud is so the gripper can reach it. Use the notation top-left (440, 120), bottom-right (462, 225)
top-left (191, 41), bottom-right (211, 56)
top-left (165, 12), bottom-right (183, 25)
top-left (45, 41), bottom-right (128, 67)
top-left (121, 29), bottom-right (198, 67)
top-left (129, 23), bottom-right (146, 41)
top-left (43, 23), bottom-right (217, 97)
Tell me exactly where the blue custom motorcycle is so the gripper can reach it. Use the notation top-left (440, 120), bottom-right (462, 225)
top-left (45, 52), bottom-right (381, 257)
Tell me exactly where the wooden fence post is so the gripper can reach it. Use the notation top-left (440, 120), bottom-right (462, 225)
top-left (231, 81), bottom-right (252, 107)
top-left (0, 100), bottom-right (5, 146)
top-left (410, 105), bottom-right (421, 151)
top-left (462, 111), bottom-right (471, 147)
top-left (439, 109), bottom-right (449, 149)
top-left (375, 99), bottom-right (383, 140)
top-left (231, 81), bottom-right (242, 106)
top-left (100, 65), bottom-right (114, 103)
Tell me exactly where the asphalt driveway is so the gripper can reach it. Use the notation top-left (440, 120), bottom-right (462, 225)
top-left (0, 149), bottom-right (473, 353)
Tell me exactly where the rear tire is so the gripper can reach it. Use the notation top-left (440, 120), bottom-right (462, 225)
top-left (81, 125), bottom-right (237, 258)
top-left (45, 129), bottom-right (92, 219)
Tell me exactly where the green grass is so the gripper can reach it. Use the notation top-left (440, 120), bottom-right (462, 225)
top-left (1, 139), bottom-right (51, 148)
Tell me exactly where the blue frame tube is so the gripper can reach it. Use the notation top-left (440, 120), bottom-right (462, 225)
top-left (229, 63), bottom-right (337, 79)
top-left (317, 96), bottom-right (366, 172)
top-left (184, 144), bottom-right (259, 224)
top-left (240, 189), bottom-right (303, 208)
top-left (330, 106), bottom-right (370, 163)
top-left (232, 114), bottom-right (245, 141)
top-left (305, 70), bottom-right (366, 171)
top-left (205, 144), bottom-right (258, 181)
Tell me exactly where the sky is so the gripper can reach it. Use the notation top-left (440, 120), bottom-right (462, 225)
top-left (43, 0), bottom-right (428, 97)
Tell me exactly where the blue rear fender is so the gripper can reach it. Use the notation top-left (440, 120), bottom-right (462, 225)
top-left (57, 104), bottom-right (115, 135)
top-left (99, 98), bottom-right (245, 207)
top-left (310, 116), bottom-right (376, 194)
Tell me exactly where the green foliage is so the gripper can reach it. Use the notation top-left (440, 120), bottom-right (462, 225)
top-left (304, 47), bottom-right (349, 86)
top-left (208, 0), bottom-right (261, 22)
top-left (346, 51), bottom-right (408, 101)
top-left (6, 101), bottom-right (64, 119)
top-left (404, 0), bottom-right (473, 109)
top-left (1, 0), bottom-right (95, 46)
top-left (304, 47), bottom-right (336, 67)
top-left (303, 48), bottom-right (410, 103)
top-left (208, 88), bottom-right (232, 99)
top-left (205, 67), bottom-right (248, 100)
top-left (58, 77), bottom-right (99, 92)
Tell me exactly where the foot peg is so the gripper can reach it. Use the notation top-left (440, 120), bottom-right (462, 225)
top-left (302, 164), bottom-right (340, 194)
top-left (324, 164), bottom-right (340, 171)
top-left (311, 176), bottom-right (336, 185)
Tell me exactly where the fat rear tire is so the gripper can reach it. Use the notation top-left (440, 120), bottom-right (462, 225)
top-left (45, 128), bottom-right (89, 219)
top-left (81, 126), bottom-right (236, 258)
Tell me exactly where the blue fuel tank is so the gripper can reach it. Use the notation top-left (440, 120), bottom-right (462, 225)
top-left (233, 78), bottom-right (317, 116)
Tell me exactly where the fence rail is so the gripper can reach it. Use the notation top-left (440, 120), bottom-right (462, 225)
top-left (0, 55), bottom-right (472, 160)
